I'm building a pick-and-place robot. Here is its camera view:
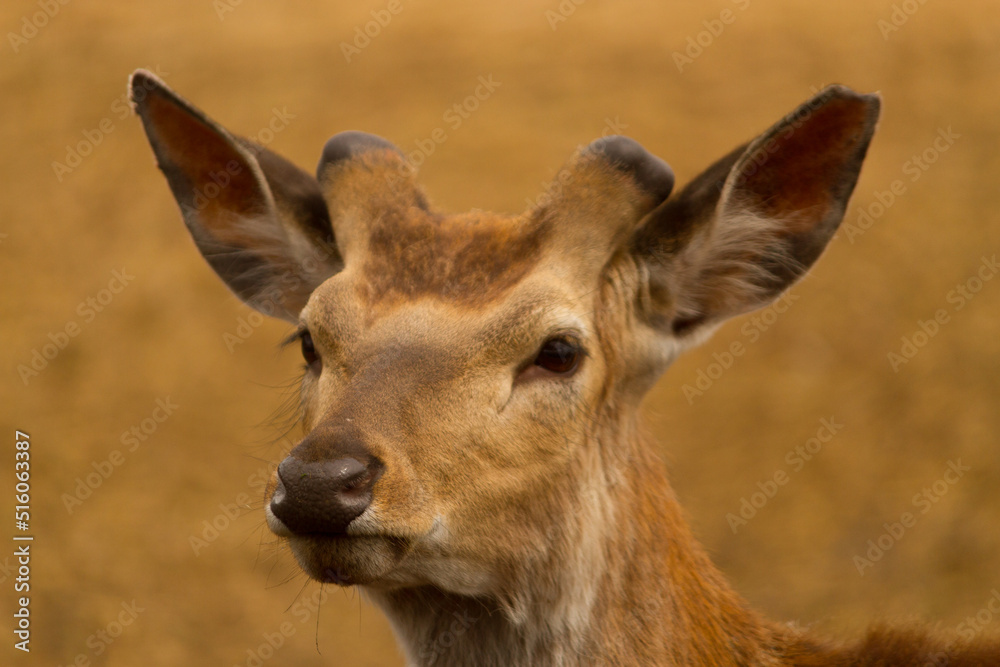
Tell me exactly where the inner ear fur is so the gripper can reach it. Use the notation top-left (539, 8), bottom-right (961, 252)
top-left (631, 85), bottom-right (881, 336)
top-left (130, 69), bottom-right (342, 321)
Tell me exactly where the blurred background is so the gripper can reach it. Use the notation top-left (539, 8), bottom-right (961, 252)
top-left (2, 1), bottom-right (999, 664)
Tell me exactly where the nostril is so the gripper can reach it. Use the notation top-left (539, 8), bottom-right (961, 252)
top-left (337, 459), bottom-right (381, 494)
top-left (332, 458), bottom-right (367, 486)
top-left (270, 455), bottom-right (382, 535)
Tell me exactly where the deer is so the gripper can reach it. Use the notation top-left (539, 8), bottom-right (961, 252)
top-left (130, 69), bottom-right (997, 666)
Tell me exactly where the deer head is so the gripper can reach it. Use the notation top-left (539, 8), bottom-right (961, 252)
top-left (131, 70), bottom-right (880, 662)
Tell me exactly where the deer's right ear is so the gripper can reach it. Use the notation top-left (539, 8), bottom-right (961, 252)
top-left (129, 69), bottom-right (342, 322)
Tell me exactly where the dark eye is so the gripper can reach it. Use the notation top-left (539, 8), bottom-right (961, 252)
top-left (300, 331), bottom-right (320, 368)
top-left (533, 338), bottom-right (581, 375)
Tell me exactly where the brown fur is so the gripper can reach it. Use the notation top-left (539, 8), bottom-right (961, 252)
top-left (360, 209), bottom-right (548, 311)
top-left (130, 71), bottom-right (999, 666)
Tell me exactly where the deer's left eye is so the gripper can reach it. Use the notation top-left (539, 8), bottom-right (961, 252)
top-left (300, 331), bottom-right (320, 369)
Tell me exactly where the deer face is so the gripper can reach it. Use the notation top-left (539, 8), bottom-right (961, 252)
top-left (259, 138), bottom-right (676, 589)
top-left (280, 259), bottom-right (606, 589)
top-left (131, 71), bottom-right (879, 593)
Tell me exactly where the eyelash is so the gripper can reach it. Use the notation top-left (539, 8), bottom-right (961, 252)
top-left (284, 328), bottom-right (321, 371)
top-left (299, 330), bottom-right (320, 368)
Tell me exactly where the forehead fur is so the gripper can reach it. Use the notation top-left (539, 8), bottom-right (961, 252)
top-left (318, 140), bottom-right (671, 318)
top-left (359, 208), bottom-right (549, 310)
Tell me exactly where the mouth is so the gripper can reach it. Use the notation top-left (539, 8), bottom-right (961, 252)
top-left (266, 505), bottom-right (412, 586)
top-left (288, 533), bottom-right (411, 585)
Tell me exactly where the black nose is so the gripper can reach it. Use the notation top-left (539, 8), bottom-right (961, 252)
top-left (270, 456), bottom-right (383, 534)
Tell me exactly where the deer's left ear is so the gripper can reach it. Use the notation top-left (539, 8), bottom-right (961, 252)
top-left (631, 85), bottom-right (881, 337)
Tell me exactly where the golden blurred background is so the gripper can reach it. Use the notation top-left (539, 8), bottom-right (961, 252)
top-left (2, 1), bottom-right (999, 664)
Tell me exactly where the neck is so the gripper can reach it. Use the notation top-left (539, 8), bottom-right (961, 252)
top-left (362, 423), bottom-right (998, 667)
top-left (366, 427), bottom-right (821, 666)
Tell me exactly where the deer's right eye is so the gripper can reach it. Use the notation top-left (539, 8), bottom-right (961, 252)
top-left (300, 331), bottom-right (320, 369)
top-left (534, 338), bottom-right (581, 375)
